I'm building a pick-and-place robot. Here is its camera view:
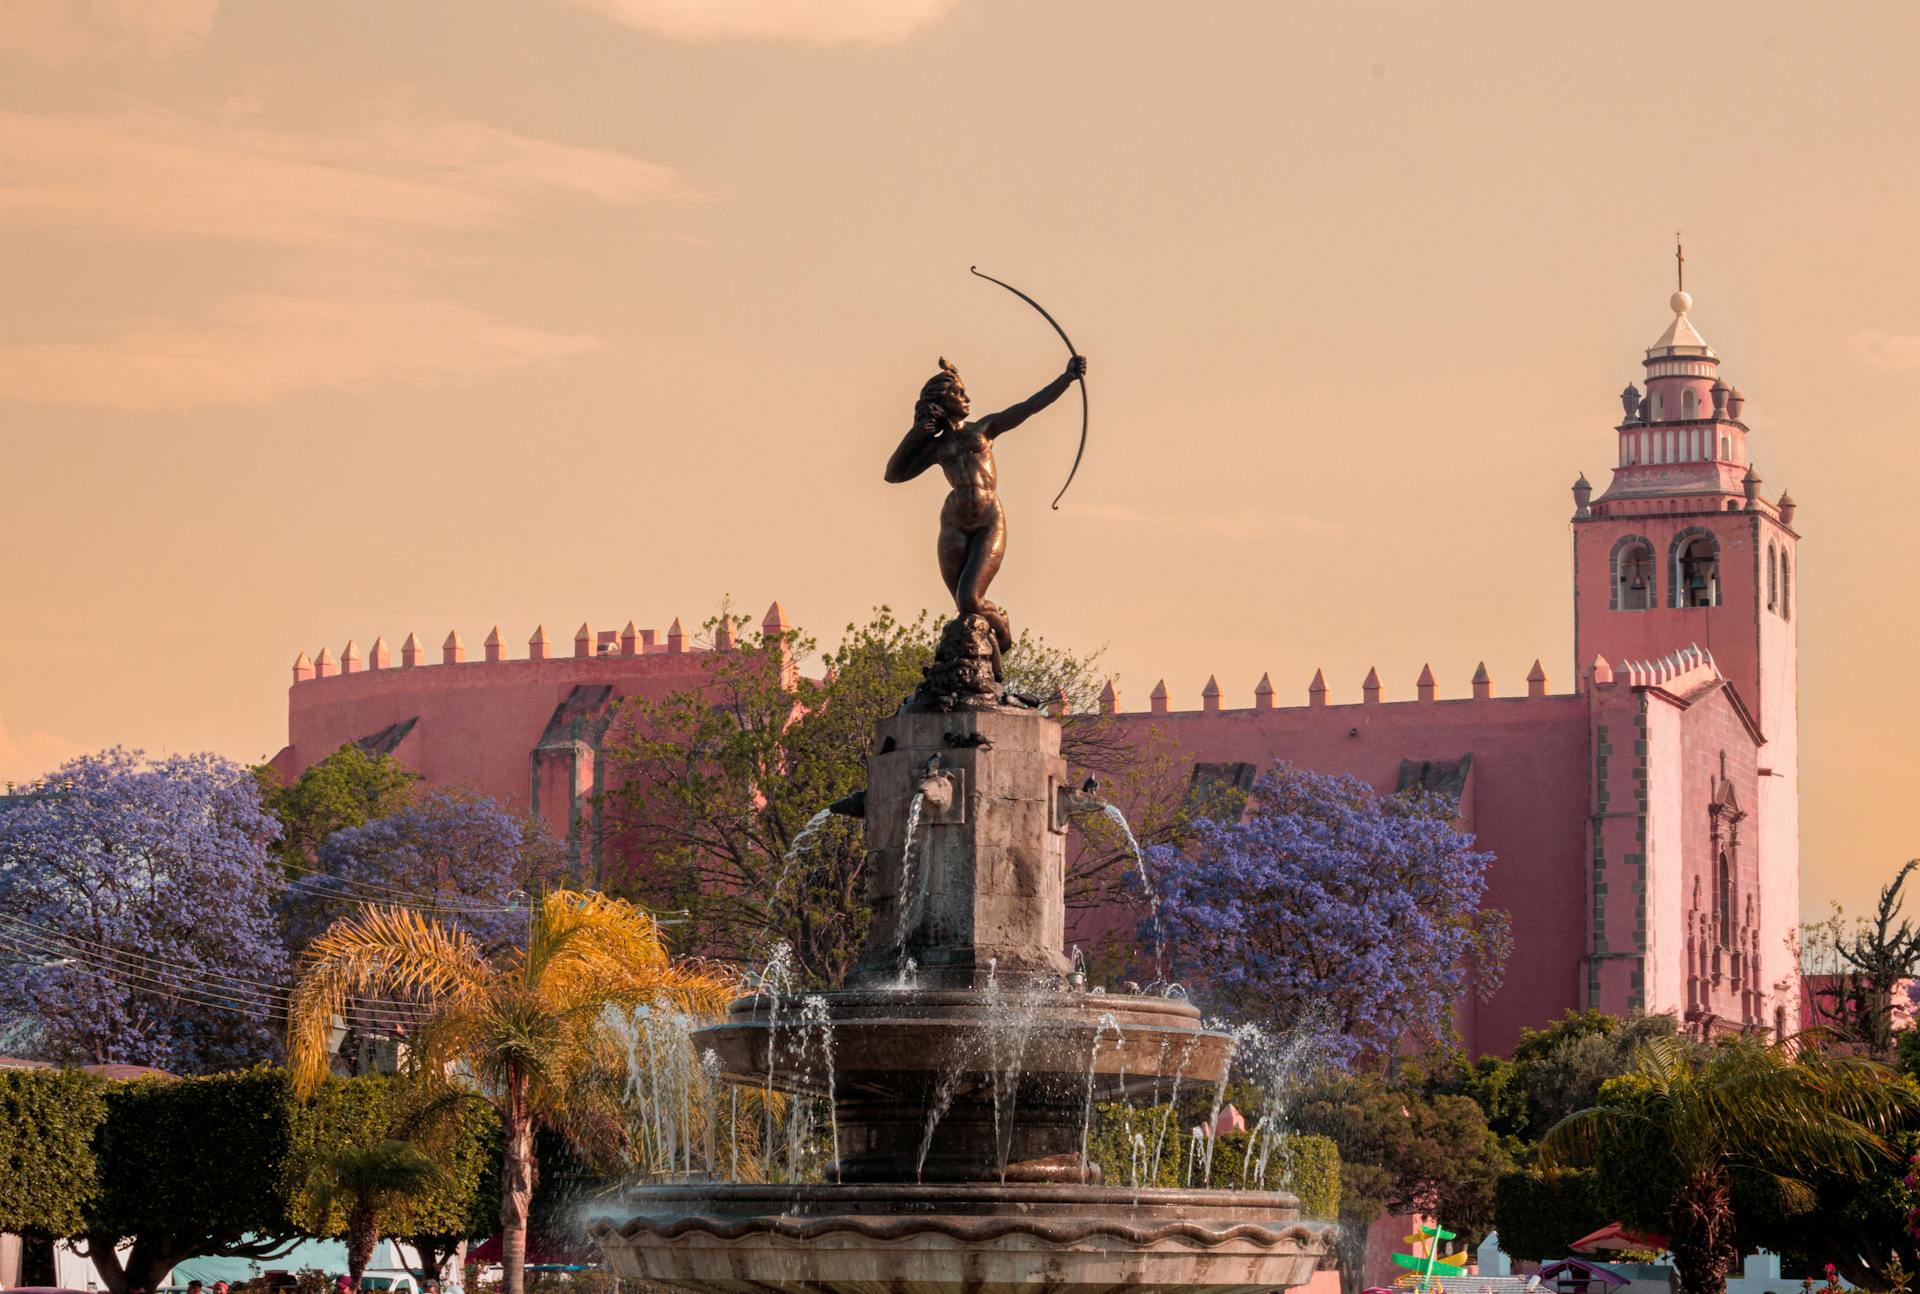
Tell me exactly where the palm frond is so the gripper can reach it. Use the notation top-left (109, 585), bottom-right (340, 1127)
top-left (1537, 1103), bottom-right (1655, 1173)
top-left (288, 903), bottom-right (494, 1094)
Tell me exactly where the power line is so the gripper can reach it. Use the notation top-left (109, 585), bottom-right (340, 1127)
top-left (0, 912), bottom-right (428, 1008)
top-left (0, 933), bottom-right (428, 1034)
top-left (282, 868), bottom-right (528, 914)
top-left (0, 918), bottom-right (434, 1022)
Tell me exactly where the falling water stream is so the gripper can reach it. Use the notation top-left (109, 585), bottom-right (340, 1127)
top-left (774, 807), bottom-right (836, 904)
top-left (1097, 802), bottom-right (1166, 980)
top-left (894, 790), bottom-right (927, 965)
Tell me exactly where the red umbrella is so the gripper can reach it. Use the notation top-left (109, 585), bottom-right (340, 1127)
top-left (1569, 1223), bottom-right (1669, 1254)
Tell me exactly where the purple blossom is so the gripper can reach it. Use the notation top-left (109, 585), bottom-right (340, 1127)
top-left (283, 788), bottom-right (556, 953)
top-left (0, 748), bottom-right (286, 1072)
top-left (1150, 762), bottom-right (1507, 1067)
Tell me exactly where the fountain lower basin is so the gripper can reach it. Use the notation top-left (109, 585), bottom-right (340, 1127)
top-left (591, 1182), bottom-right (1330, 1294)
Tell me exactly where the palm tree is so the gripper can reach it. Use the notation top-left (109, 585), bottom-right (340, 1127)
top-left (309, 1139), bottom-right (447, 1288)
top-left (1538, 1034), bottom-right (1917, 1294)
top-left (287, 890), bottom-right (741, 1294)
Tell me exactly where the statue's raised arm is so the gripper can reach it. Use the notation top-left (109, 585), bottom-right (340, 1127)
top-left (978, 356), bottom-right (1086, 440)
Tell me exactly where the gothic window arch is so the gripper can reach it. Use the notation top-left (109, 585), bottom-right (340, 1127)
top-left (1651, 391), bottom-right (1664, 421)
top-left (1720, 434), bottom-right (1731, 460)
top-left (1683, 389), bottom-right (1699, 419)
top-left (1610, 534), bottom-right (1655, 610)
top-left (1669, 527), bottom-right (1721, 608)
top-left (1780, 550), bottom-right (1791, 620)
top-left (1767, 542), bottom-right (1778, 610)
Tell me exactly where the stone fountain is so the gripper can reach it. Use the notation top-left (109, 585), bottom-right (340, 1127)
top-left (590, 343), bottom-right (1331, 1292)
top-left (589, 623), bottom-right (1332, 1294)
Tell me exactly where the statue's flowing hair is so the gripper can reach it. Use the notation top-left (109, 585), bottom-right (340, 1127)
top-left (915, 357), bottom-right (962, 429)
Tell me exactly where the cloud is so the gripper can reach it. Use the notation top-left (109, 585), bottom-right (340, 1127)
top-left (0, 103), bottom-right (688, 408)
top-left (0, 291), bottom-right (600, 411)
top-left (1061, 501), bottom-right (1341, 541)
top-left (0, 105), bottom-right (690, 249)
top-left (0, 712), bottom-right (83, 784)
top-left (0, 0), bottom-right (219, 63)
top-left (1853, 329), bottom-right (1920, 371)
top-left (564, 0), bottom-right (959, 44)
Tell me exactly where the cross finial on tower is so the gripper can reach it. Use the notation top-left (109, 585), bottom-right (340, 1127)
top-left (1675, 230), bottom-right (1685, 292)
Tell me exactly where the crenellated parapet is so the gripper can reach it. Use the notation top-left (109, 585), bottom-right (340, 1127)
top-left (289, 601), bottom-right (793, 686)
top-left (1089, 645), bottom-right (1732, 720)
top-left (1093, 657), bottom-right (1569, 716)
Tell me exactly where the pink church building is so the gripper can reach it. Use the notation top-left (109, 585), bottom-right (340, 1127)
top-left (271, 285), bottom-right (1802, 1057)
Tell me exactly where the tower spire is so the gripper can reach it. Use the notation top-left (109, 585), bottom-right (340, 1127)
top-left (1675, 230), bottom-right (1685, 292)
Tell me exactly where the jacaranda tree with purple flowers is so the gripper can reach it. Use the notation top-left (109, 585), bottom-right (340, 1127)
top-left (1151, 762), bottom-right (1510, 1069)
top-left (0, 749), bottom-right (286, 1073)
top-left (282, 788), bottom-right (566, 955)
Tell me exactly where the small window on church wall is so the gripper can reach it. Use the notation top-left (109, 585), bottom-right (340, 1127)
top-left (1676, 534), bottom-right (1720, 608)
top-left (1780, 552), bottom-right (1791, 620)
top-left (1651, 391), bottom-right (1664, 422)
top-left (1683, 389), bottom-right (1698, 419)
top-left (1767, 543), bottom-right (1778, 609)
top-left (1720, 435), bottom-right (1731, 460)
top-left (1616, 542), bottom-right (1654, 610)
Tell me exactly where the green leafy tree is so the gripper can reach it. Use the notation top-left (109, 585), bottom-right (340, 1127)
top-left (80, 1070), bottom-right (306, 1294)
top-left (1539, 1035), bottom-right (1919, 1294)
top-left (603, 607), bottom-right (1117, 988)
top-left (1425, 1010), bottom-right (1682, 1168)
top-left (257, 744), bottom-right (418, 875)
top-left (1295, 1075), bottom-right (1510, 1294)
top-left (1767, 1125), bottom-right (1920, 1285)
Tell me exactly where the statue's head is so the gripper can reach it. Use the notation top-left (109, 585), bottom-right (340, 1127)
top-left (916, 357), bottom-right (969, 426)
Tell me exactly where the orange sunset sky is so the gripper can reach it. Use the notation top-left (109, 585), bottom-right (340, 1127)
top-left (2, 1), bottom-right (1916, 923)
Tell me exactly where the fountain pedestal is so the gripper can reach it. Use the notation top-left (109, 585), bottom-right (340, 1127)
top-left (849, 707), bottom-right (1073, 990)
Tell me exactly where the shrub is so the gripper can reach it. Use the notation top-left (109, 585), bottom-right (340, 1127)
top-left (1086, 1102), bottom-right (1340, 1219)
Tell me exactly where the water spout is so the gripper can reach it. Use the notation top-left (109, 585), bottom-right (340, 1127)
top-left (1097, 802), bottom-right (1165, 980)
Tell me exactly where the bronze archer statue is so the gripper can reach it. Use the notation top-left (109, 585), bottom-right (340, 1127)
top-left (884, 353), bottom-right (1087, 658)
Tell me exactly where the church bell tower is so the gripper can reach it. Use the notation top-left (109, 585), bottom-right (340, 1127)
top-left (1570, 247), bottom-right (1801, 1031)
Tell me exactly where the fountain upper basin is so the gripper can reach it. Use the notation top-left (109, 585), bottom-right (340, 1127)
top-left (704, 988), bottom-right (1228, 1095)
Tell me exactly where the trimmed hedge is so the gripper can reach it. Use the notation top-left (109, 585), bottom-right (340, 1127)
top-left (0, 1067), bottom-right (496, 1261)
top-left (1087, 1102), bottom-right (1341, 1220)
top-left (91, 1069), bottom-right (302, 1247)
top-left (1491, 1169), bottom-right (1607, 1261)
top-left (0, 1066), bottom-right (106, 1235)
